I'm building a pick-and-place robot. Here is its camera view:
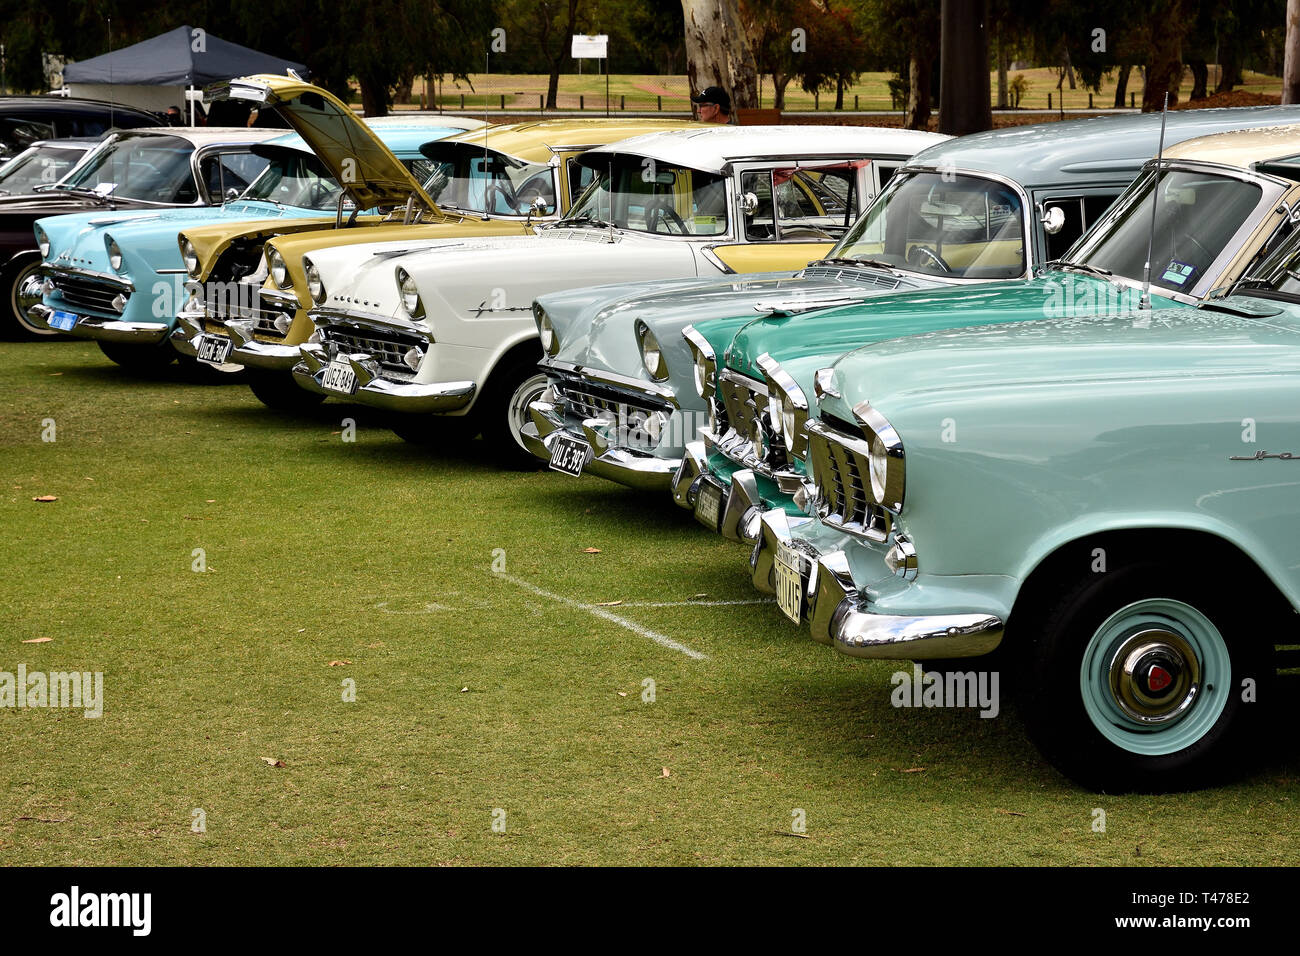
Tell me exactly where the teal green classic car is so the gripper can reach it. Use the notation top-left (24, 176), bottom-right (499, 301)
top-left (678, 123), bottom-right (1300, 549)
top-left (750, 219), bottom-right (1300, 793)
top-left (526, 106), bottom-right (1300, 497)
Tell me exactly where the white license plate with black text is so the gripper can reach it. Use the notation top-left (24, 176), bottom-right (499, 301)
top-left (196, 334), bottom-right (232, 366)
top-left (321, 361), bottom-right (358, 395)
top-left (775, 542), bottom-right (806, 623)
top-left (694, 478), bottom-right (724, 532)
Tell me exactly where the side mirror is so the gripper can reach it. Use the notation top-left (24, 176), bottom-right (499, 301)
top-left (224, 187), bottom-right (240, 202)
top-left (741, 191), bottom-right (759, 217)
top-left (1041, 205), bottom-right (1066, 235)
top-left (531, 196), bottom-right (549, 216)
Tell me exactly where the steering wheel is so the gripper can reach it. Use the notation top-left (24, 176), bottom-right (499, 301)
top-left (907, 244), bottom-right (953, 274)
top-left (306, 181), bottom-right (336, 207)
top-left (647, 201), bottom-right (687, 234)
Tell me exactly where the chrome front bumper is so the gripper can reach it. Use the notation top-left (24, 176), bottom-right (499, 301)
top-left (27, 302), bottom-right (169, 345)
top-left (172, 310), bottom-right (300, 369)
top-left (751, 509), bottom-right (1004, 660)
top-left (669, 443), bottom-right (763, 545)
top-left (292, 345), bottom-right (476, 413)
top-left (523, 399), bottom-right (681, 492)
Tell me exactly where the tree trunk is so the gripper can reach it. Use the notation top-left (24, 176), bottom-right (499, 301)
top-left (1284, 0), bottom-right (1300, 103)
top-left (1187, 58), bottom-right (1208, 99)
top-left (1063, 46), bottom-right (1076, 89)
top-left (681, 0), bottom-right (759, 109)
top-left (359, 76), bottom-right (388, 117)
top-left (938, 0), bottom-right (991, 135)
top-left (906, 55), bottom-right (931, 129)
top-left (1113, 63), bottom-right (1131, 108)
top-left (546, 64), bottom-right (561, 109)
top-left (1142, 2), bottom-right (1188, 111)
top-left (996, 30), bottom-right (1008, 109)
top-left (835, 75), bottom-right (845, 110)
top-left (772, 72), bottom-right (789, 110)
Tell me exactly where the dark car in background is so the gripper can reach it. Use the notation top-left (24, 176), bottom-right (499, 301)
top-left (0, 96), bottom-right (158, 163)
top-left (0, 137), bottom-right (101, 195)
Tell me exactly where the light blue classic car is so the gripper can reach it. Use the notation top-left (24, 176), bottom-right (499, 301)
top-left (753, 221), bottom-right (1300, 792)
top-left (28, 119), bottom-right (467, 370)
top-left (525, 106), bottom-right (1300, 498)
top-left (678, 121), bottom-right (1300, 548)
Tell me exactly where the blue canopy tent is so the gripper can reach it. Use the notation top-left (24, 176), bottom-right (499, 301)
top-left (63, 26), bottom-right (307, 124)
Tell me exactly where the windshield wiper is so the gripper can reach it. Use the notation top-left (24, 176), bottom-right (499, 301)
top-left (809, 256), bottom-right (898, 272)
top-left (1047, 259), bottom-right (1113, 280)
top-left (51, 185), bottom-right (112, 203)
top-left (552, 213), bottom-right (615, 229)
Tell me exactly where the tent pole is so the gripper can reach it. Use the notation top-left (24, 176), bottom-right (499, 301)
top-left (189, 85), bottom-right (195, 125)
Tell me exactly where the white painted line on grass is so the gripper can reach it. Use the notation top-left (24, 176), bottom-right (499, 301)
top-left (496, 573), bottom-right (708, 661)
top-left (612, 598), bottom-right (775, 608)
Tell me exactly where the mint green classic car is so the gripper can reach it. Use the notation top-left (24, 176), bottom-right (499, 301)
top-left (677, 124), bottom-right (1300, 547)
top-left (751, 221), bottom-right (1300, 793)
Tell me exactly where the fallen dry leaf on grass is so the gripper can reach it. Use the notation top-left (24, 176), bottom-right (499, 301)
top-left (327, 660), bottom-right (352, 667)
top-left (582, 547), bottom-right (602, 554)
top-left (21, 637), bottom-right (52, 644)
top-left (460, 687), bottom-right (469, 693)
top-left (205, 499), bottom-right (215, 503)
top-left (774, 831), bottom-right (809, 839)
top-left (32, 496), bottom-right (57, 503)
top-left (899, 767), bottom-right (926, 773)
top-left (596, 600), bottom-right (623, 607)
top-left (996, 809), bottom-right (1027, 817)
top-left (260, 757), bottom-right (286, 768)
top-left (617, 691), bottom-right (628, 697)
top-left (660, 767), bottom-right (671, 778)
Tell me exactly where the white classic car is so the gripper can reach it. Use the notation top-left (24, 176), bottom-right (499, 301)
top-left (289, 124), bottom-right (946, 464)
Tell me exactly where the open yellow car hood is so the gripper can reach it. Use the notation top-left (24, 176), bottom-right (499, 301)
top-left (206, 74), bottom-right (439, 214)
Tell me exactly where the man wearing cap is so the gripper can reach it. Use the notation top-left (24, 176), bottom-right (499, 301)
top-left (691, 86), bottom-right (733, 124)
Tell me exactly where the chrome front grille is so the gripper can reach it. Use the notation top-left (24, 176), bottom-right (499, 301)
top-left (555, 377), bottom-right (665, 427)
top-left (48, 272), bottom-right (129, 315)
top-left (718, 371), bottom-right (768, 449)
top-left (807, 417), bottom-right (891, 541)
top-left (317, 323), bottom-right (423, 380)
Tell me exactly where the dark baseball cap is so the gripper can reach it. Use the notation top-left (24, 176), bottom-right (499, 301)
top-left (690, 86), bottom-right (731, 111)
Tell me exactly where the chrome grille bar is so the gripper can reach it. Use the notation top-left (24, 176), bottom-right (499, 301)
top-left (806, 417), bottom-right (891, 542)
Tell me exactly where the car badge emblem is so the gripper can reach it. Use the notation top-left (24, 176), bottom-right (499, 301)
top-left (1147, 665), bottom-right (1173, 693)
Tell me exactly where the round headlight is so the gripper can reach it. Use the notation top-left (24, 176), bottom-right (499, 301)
top-left (869, 433), bottom-right (889, 503)
top-left (638, 323), bottom-right (667, 381)
top-left (107, 237), bottom-right (123, 272)
top-left (397, 267), bottom-right (423, 317)
top-left (692, 350), bottom-right (709, 399)
top-left (305, 259), bottom-right (325, 305)
top-left (268, 248), bottom-right (289, 289)
top-left (180, 237), bottom-right (199, 277)
top-left (536, 305), bottom-right (558, 355)
top-left (35, 225), bottom-right (50, 259)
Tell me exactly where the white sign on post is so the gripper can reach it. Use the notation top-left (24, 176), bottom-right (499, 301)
top-left (571, 34), bottom-right (609, 59)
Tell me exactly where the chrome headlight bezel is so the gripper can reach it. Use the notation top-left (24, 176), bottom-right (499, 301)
top-left (179, 236), bottom-right (199, 278)
top-left (636, 320), bottom-right (668, 381)
top-left (757, 352), bottom-right (809, 460)
top-left (853, 400), bottom-right (906, 513)
top-left (683, 324), bottom-right (717, 400)
top-left (35, 225), bottom-right (50, 259)
top-left (305, 258), bottom-right (325, 305)
top-left (534, 303), bottom-right (558, 356)
top-left (397, 266), bottom-right (423, 318)
top-left (268, 247), bottom-right (289, 289)
top-left (106, 236), bottom-right (123, 273)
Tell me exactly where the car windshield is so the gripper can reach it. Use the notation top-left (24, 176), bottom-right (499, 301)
top-left (564, 159), bottom-right (728, 235)
top-left (56, 134), bottom-right (200, 203)
top-left (1066, 166), bottom-right (1266, 296)
top-left (0, 145), bottom-right (88, 194)
top-left (421, 144), bottom-right (556, 217)
top-left (831, 171), bottom-right (1026, 279)
top-left (243, 152), bottom-right (345, 209)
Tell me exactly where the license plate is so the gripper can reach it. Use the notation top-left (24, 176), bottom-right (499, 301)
top-left (321, 361), bottom-right (358, 396)
top-left (775, 542), bottom-right (806, 623)
top-left (196, 334), bottom-right (232, 366)
top-left (549, 433), bottom-right (590, 477)
top-left (694, 477), bottom-right (724, 532)
top-left (49, 310), bottom-right (78, 332)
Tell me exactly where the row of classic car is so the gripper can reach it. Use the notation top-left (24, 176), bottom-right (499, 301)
top-left (22, 73), bottom-right (1300, 792)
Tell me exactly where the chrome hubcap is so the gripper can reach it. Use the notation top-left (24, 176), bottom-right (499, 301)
top-left (508, 373), bottom-right (548, 451)
top-left (1107, 627), bottom-right (1200, 725)
top-left (13, 261), bottom-right (53, 334)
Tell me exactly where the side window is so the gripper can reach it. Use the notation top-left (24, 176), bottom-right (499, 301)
top-left (566, 158), bottom-right (596, 208)
top-left (741, 169), bottom-right (776, 241)
top-left (201, 151), bottom-right (271, 202)
top-left (1042, 193), bottom-right (1122, 261)
top-left (876, 163), bottom-right (901, 191)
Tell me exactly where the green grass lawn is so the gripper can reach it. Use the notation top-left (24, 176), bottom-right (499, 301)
top-left (2, 340), bottom-right (1297, 866)
top-left (408, 68), bottom-right (1284, 113)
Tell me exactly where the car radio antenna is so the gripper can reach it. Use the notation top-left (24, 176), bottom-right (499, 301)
top-left (483, 50), bottom-right (491, 221)
top-left (1139, 92), bottom-right (1169, 310)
